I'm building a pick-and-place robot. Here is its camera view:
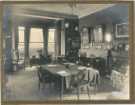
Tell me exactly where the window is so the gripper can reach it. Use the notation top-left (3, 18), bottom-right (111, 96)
top-left (29, 28), bottom-right (43, 58)
top-left (93, 26), bottom-right (103, 43)
top-left (18, 26), bottom-right (25, 60)
top-left (48, 29), bottom-right (56, 56)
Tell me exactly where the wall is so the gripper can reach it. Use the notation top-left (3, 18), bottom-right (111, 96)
top-left (79, 4), bottom-right (128, 42)
top-left (61, 20), bottom-right (66, 56)
top-left (79, 4), bottom-right (129, 58)
top-left (133, 1), bottom-right (135, 100)
top-left (3, 6), bottom-right (13, 72)
top-left (79, 4), bottom-right (128, 29)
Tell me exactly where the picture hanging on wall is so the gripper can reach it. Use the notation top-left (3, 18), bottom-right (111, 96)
top-left (116, 23), bottom-right (128, 38)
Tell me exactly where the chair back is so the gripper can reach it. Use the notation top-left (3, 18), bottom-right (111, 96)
top-left (70, 71), bottom-right (87, 88)
top-left (87, 68), bottom-right (100, 85)
top-left (37, 67), bottom-right (53, 83)
top-left (77, 71), bottom-right (86, 82)
top-left (111, 70), bottom-right (124, 90)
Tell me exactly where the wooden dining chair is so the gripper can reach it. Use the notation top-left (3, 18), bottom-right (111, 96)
top-left (87, 68), bottom-right (100, 94)
top-left (111, 70), bottom-right (124, 90)
top-left (70, 71), bottom-right (90, 100)
top-left (37, 67), bottom-right (56, 90)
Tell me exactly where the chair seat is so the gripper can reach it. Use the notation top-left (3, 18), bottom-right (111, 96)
top-left (79, 80), bottom-right (89, 86)
top-left (71, 80), bottom-right (89, 88)
top-left (37, 68), bottom-right (59, 90)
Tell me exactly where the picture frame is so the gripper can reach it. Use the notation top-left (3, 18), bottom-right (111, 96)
top-left (0, 0), bottom-right (134, 104)
top-left (116, 23), bottom-right (128, 38)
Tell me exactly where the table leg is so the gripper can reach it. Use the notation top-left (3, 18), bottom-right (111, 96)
top-left (60, 77), bottom-right (64, 100)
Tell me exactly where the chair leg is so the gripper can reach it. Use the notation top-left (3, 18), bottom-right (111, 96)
top-left (77, 86), bottom-right (80, 100)
top-left (38, 82), bottom-right (40, 90)
top-left (49, 83), bottom-right (51, 89)
top-left (94, 85), bottom-right (97, 94)
top-left (87, 86), bottom-right (90, 100)
top-left (95, 85), bottom-right (98, 93)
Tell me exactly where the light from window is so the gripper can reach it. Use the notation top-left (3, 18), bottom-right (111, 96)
top-left (18, 26), bottom-right (25, 60)
top-left (48, 29), bottom-right (56, 55)
top-left (30, 28), bottom-right (43, 43)
top-left (18, 26), bottom-right (25, 43)
top-left (29, 28), bottom-right (43, 58)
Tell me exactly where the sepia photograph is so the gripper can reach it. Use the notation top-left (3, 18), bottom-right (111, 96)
top-left (1, 1), bottom-right (133, 103)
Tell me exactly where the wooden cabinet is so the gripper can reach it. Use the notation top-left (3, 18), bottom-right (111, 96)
top-left (64, 19), bottom-right (80, 61)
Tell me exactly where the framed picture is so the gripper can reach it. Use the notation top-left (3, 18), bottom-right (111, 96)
top-left (0, 0), bottom-right (134, 104)
top-left (116, 23), bottom-right (128, 38)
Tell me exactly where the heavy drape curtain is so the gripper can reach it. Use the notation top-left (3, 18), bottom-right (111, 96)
top-left (13, 25), bottom-right (19, 61)
top-left (43, 26), bottom-right (48, 57)
top-left (54, 21), bottom-right (61, 59)
top-left (24, 26), bottom-right (30, 65)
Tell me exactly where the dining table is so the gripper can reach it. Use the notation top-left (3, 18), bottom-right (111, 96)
top-left (39, 63), bottom-right (100, 100)
top-left (40, 63), bottom-right (78, 100)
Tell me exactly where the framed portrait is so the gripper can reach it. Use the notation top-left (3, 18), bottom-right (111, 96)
top-left (0, 0), bottom-right (134, 104)
top-left (116, 23), bottom-right (128, 38)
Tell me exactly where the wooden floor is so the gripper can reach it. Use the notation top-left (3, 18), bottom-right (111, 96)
top-left (3, 66), bottom-right (129, 101)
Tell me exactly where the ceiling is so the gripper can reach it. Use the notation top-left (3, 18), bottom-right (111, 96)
top-left (79, 4), bottom-right (129, 28)
top-left (10, 3), bottom-right (115, 18)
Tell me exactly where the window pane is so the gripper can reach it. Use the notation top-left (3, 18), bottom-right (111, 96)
top-left (18, 43), bottom-right (24, 59)
top-left (29, 43), bottom-right (43, 58)
top-left (48, 29), bottom-right (55, 55)
top-left (29, 43), bottom-right (43, 48)
top-left (30, 28), bottom-right (43, 42)
top-left (18, 26), bottom-right (25, 43)
top-left (48, 43), bottom-right (55, 54)
top-left (18, 26), bottom-right (25, 60)
top-left (29, 28), bottom-right (44, 58)
top-left (48, 29), bottom-right (55, 43)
